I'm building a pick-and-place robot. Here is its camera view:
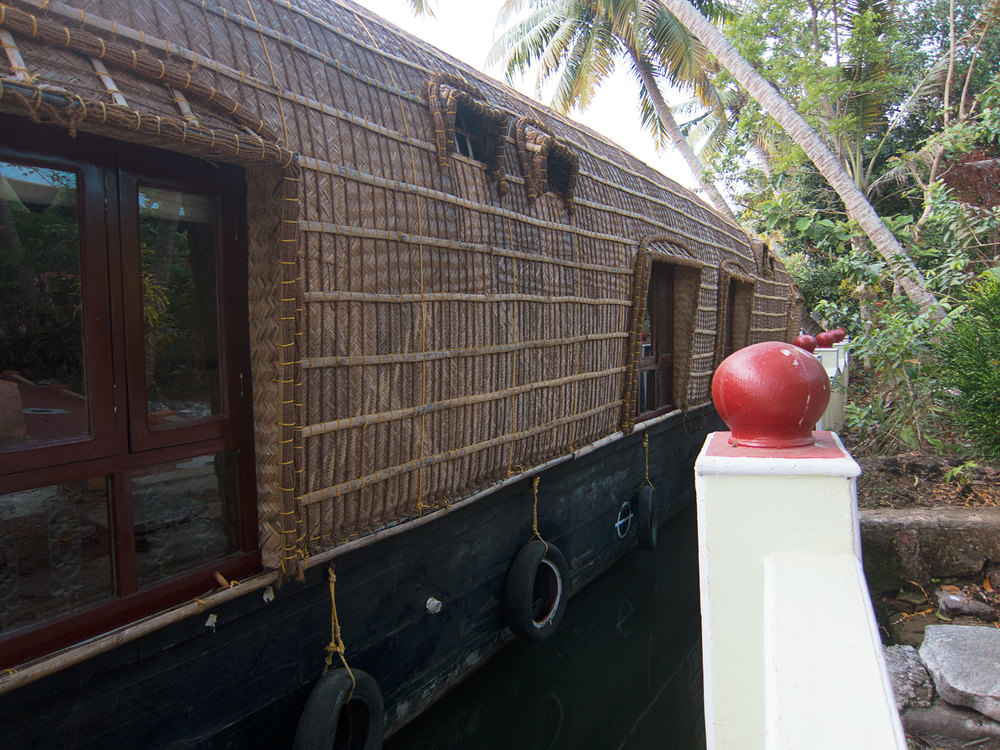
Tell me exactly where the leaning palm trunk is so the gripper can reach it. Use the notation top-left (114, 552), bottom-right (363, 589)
top-left (657, 0), bottom-right (941, 314)
top-left (628, 47), bottom-right (736, 220)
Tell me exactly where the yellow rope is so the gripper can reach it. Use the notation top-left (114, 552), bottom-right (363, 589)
top-left (323, 566), bottom-right (356, 695)
top-left (530, 476), bottom-right (548, 552)
top-left (348, 7), bottom-right (429, 517)
top-left (243, 0), bottom-right (289, 146)
top-left (642, 433), bottom-right (653, 488)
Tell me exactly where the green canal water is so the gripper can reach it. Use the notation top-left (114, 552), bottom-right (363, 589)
top-left (385, 505), bottom-right (706, 750)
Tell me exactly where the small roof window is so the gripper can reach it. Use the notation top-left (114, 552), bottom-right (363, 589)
top-left (426, 73), bottom-right (509, 194)
top-left (515, 117), bottom-right (579, 215)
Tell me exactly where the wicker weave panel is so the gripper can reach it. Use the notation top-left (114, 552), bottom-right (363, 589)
top-left (1, 0), bottom-right (799, 567)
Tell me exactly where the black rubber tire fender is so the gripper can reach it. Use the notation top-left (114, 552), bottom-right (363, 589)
top-left (293, 668), bottom-right (385, 750)
top-left (503, 540), bottom-right (569, 641)
top-left (637, 484), bottom-right (657, 551)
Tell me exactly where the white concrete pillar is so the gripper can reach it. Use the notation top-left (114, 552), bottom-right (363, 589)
top-left (696, 431), bottom-right (860, 748)
top-left (816, 347), bottom-right (844, 432)
top-left (835, 339), bottom-right (850, 389)
top-left (699, 341), bottom-right (904, 750)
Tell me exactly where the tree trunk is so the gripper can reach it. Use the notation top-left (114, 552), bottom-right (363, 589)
top-left (628, 46), bottom-right (737, 221)
top-left (657, 0), bottom-right (942, 315)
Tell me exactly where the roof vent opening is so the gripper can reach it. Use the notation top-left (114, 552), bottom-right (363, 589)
top-left (515, 117), bottom-right (578, 216)
top-left (426, 72), bottom-right (509, 194)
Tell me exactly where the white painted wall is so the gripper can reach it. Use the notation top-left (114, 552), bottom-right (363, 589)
top-left (815, 347), bottom-right (846, 433)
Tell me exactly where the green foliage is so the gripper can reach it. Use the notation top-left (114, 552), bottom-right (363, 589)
top-left (782, 252), bottom-right (856, 316)
top-left (842, 302), bottom-right (960, 454)
top-left (675, 0), bottom-right (1000, 462)
top-left (937, 272), bottom-right (1000, 457)
top-left (943, 460), bottom-right (979, 485)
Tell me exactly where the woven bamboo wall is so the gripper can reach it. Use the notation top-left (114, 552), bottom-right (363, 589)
top-left (0, 0), bottom-right (798, 573)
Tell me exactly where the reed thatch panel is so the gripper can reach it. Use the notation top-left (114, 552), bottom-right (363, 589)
top-left (244, 164), bottom-right (291, 570)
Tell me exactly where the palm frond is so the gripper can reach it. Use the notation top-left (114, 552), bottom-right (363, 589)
top-left (866, 163), bottom-right (913, 195)
top-left (406, 0), bottom-right (436, 18)
top-left (486, 4), bottom-right (573, 84)
top-left (554, 13), bottom-right (620, 110)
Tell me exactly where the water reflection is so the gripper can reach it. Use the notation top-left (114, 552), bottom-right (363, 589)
top-left (386, 506), bottom-right (705, 750)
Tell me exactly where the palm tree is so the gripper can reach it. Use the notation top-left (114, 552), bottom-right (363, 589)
top-left (656, 0), bottom-right (942, 313)
top-left (488, 0), bottom-right (737, 220)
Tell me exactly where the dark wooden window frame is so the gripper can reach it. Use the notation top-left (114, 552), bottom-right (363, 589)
top-left (453, 104), bottom-right (488, 163)
top-left (637, 263), bottom-right (675, 419)
top-left (0, 120), bottom-right (259, 667)
top-left (719, 270), bottom-right (755, 363)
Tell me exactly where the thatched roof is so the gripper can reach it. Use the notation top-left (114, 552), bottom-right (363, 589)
top-left (0, 0), bottom-right (798, 573)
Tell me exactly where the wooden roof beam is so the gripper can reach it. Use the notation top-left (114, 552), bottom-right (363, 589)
top-left (90, 57), bottom-right (127, 107)
top-left (169, 86), bottom-right (200, 127)
top-left (1, 29), bottom-right (30, 81)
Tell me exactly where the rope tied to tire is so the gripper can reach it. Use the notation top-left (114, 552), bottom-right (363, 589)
top-left (641, 433), bottom-right (653, 488)
top-left (323, 565), bottom-right (356, 696)
top-left (637, 433), bottom-right (658, 550)
top-left (530, 475), bottom-right (548, 553)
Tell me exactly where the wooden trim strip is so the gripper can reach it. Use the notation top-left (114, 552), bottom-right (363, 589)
top-left (301, 365), bottom-right (625, 437)
top-left (298, 221), bottom-right (631, 276)
top-left (299, 155), bottom-right (637, 247)
top-left (297, 398), bottom-right (623, 505)
top-left (300, 331), bottom-right (628, 369)
top-left (302, 290), bottom-right (630, 306)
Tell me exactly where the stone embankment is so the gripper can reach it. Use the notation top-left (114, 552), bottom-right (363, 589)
top-left (886, 629), bottom-right (1000, 749)
top-left (862, 507), bottom-right (1000, 748)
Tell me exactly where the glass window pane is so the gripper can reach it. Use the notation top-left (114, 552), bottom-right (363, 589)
top-left (0, 478), bottom-right (114, 636)
top-left (0, 163), bottom-right (87, 449)
top-left (138, 188), bottom-right (222, 426)
top-left (641, 290), bottom-right (653, 360)
top-left (638, 369), bottom-right (656, 414)
top-left (131, 451), bottom-right (240, 586)
top-left (657, 366), bottom-right (672, 410)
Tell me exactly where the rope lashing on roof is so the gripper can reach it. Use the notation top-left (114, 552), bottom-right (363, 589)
top-left (0, 2), bottom-right (276, 139)
top-left (0, 77), bottom-right (293, 165)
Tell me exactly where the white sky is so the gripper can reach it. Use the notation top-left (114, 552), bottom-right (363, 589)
top-left (351, 0), bottom-right (698, 190)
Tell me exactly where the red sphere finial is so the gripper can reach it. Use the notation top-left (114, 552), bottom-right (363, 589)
top-left (792, 334), bottom-right (817, 352)
top-left (815, 330), bottom-right (837, 348)
top-left (712, 341), bottom-right (830, 448)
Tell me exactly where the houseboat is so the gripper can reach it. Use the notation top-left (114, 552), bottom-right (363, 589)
top-left (0, 0), bottom-right (800, 746)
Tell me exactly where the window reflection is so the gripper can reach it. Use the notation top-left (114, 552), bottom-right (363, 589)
top-left (138, 188), bottom-right (222, 426)
top-left (0, 162), bottom-right (86, 448)
top-left (0, 478), bottom-right (114, 636)
top-left (131, 451), bottom-right (239, 585)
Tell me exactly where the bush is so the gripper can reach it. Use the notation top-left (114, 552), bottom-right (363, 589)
top-left (782, 251), bottom-right (859, 317)
top-left (842, 302), bottom-right (955, 455)
top-left (937, 271), bottom-right (1000, 457)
